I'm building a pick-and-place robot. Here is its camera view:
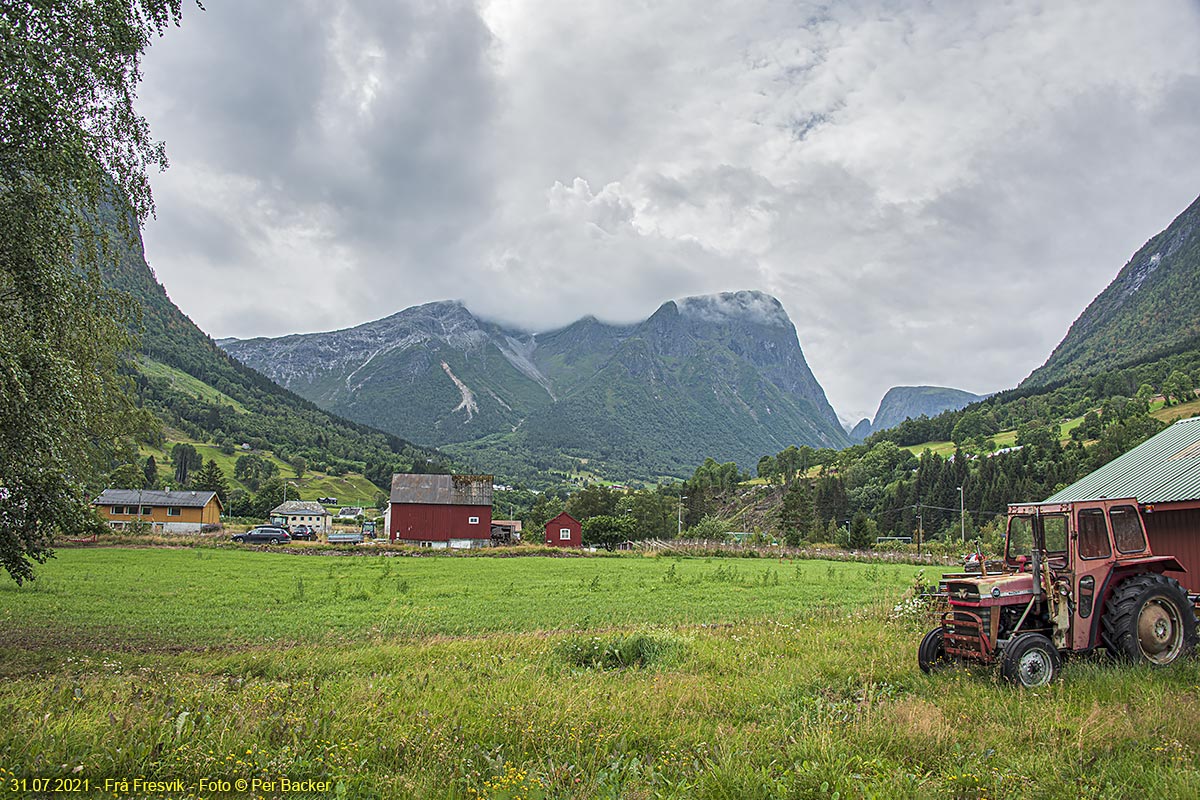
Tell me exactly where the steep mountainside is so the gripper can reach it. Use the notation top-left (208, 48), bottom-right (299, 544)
top-left (849, 386), bottom-right (985, 442)
top-left (1024, 193), bottom-right (1200, 387)
top-left (873, 386), bottom-right (986, 432)
top-left (99, 207), bottom-right (444, 485)
top-left (221, 291), bottom-right (848, 479)
top-left (220, 301), bottom-right (550, 447)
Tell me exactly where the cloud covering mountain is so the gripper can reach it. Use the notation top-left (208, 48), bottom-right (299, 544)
top-left (137, 1), bottom-right (1200, 421)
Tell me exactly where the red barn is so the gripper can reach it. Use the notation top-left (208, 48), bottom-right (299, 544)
top-left (388, 473), bottom-right (493, 549)
top-left (545, 511), bottom-right (582, 547)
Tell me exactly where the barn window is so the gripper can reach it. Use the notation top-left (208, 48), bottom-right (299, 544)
top-left (167, 507), bottom-right (181, 517)
top-left (469, 516), bottom-right (480, 524)
top-left (560, 528), bottom-right (571, 540)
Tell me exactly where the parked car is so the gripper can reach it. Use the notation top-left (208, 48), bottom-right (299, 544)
top-left (290, 524), bottom-right (317, 541)
top-left (231, 526), bottom-right (291, 545)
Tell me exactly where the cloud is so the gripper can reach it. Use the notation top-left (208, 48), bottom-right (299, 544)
top-left (138, 0), bottom-right (1200, 421)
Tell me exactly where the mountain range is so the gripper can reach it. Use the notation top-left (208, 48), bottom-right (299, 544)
top-left (219, 291), bottom-right (850, 480)
top-left (108, 178), bottom-right (1200, 488)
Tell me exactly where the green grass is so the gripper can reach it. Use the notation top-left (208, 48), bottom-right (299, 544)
top-left (1153, 396), bottom-right (1200, 424)
top-left (138, 357), bottom-right (247, 412)
top-left (0, 549), bottom-right (919, 647)
top-left (2, 548), bottom-right (1199, 799)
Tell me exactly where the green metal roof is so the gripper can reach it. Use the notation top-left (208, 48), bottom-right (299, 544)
top-left (1044, 416), bottom-right (1200, 504)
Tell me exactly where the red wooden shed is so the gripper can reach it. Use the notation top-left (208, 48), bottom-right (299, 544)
top-left (388, 473), bottom-right (493, 549)
top-left (545, 511), bottom-right (582, 548)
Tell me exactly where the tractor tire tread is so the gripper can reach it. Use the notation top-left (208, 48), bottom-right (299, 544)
top-left (1101, 573), bottom-right (1197, 664)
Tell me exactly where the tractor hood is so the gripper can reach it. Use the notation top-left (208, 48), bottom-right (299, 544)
top-left (944, 571), bottom-right (1036, 608)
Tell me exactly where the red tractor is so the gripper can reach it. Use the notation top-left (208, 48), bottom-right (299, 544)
top-left (918, 417), bottom-right (1200, 687)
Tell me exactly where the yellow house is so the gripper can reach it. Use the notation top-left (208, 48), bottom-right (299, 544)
top-left (93, 489), bottom-right (223, 533)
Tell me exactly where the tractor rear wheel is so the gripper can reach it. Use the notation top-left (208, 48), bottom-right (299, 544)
top-left (1102, 574), bottom-right (1197, 665)
top-left (918, 626), bottom-right (950, 673)
top-left (1000, 633), bottom-right (1060, 688)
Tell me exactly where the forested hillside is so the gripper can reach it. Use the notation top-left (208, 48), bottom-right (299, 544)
top-left (1024, 192), bottom-right (1200, 387)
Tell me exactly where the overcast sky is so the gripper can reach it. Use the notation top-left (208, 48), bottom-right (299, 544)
top-left (137, 0), bottom-right (1200, 422)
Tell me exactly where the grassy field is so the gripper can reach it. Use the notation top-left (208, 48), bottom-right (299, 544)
top-left (138, 358), bottom-right (248, 412)
top-left (2, 548), bottom-right (1199, 799)
top-left (1153, 397), bottom-right (1200, 424)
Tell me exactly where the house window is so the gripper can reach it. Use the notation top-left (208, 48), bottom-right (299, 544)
top-left (560, 528), bottom-right (571, 540)
top-left (141, 506), bottom-right (152, 515)
top-left (469, 516), bottom-right (480, 524)
top-left (167, 507), bottom-right (181, 517)
top-left (112, 506), bottom-right (125, 515)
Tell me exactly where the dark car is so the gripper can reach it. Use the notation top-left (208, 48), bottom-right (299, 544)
top-left (231, 526), bottom-right (291, 545)
top-left (290, 524), bottom-right (317, 541)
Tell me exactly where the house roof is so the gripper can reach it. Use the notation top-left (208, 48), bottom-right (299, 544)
top-left (94, 489), bottom-right (219, 509)
top-left (1044, 416), bottom-right (1200, 505)
top-left (389, 473), bottom-right (493, 506)
top-left (271, 500), bottom-right (331, 516)
top-left (546, 511), bottom-right (579, 527)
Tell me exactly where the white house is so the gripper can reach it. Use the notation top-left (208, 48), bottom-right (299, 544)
top-left (270, 500), bottom-right (332, 533)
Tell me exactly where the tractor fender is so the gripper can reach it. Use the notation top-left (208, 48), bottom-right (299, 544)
top-left (1086, 557), bottom-right (1189, 648)
top-left (1111, 555), bottom-right (1186, 575)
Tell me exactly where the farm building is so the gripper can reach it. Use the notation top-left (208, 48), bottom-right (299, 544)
top-left (545, 512), bottom-right (582, 548)
top-left (1043, 415), bottom-right (1200, 586)
top-left (387, 473), bottom-right (493, 549)
top-left (93, 489), bottom-right (222, 534)
top-left (270, 500), bottom-right (332, 533)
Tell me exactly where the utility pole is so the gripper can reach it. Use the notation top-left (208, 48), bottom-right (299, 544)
top-left (958, 485), bottom-right (965, 544)
top-left (916, 503), bottom-right (923, 557)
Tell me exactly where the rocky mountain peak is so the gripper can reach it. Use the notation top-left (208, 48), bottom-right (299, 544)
top-left (673, 290), bottom-right (792, 329)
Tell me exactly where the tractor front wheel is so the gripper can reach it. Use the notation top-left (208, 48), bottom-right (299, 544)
top-left (1000, 633), bottom-right (1060, 688)
top-left (1102, 574), bottom-right (1197, 665)
top-left (918, 626), bottom-right (950, 674)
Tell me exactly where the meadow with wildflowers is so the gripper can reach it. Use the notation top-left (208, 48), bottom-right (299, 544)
top-left (1, 547), bottom-right (1199, 798)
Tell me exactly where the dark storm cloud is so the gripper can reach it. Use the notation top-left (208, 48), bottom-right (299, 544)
top-left (138, 0), bottom-right (1200, 419)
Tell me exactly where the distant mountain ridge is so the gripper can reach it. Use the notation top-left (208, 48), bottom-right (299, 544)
top-left (848, 385), bottom-right (986, 442)
top-left (1024, 192), bottom-right (1200, 387)
top-left (220, 291), bottom-right (849, 479)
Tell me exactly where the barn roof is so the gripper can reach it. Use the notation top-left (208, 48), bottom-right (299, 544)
top-left (389, 474), bottom-right (493, 506)
top-left (94, 489), bottom-right (219, 509)
top-left (1044, 416), bottom-right (1200, 505)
